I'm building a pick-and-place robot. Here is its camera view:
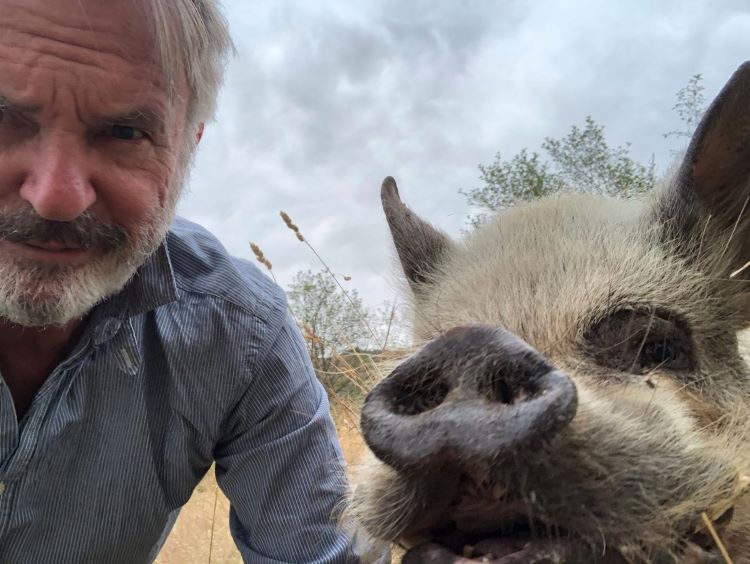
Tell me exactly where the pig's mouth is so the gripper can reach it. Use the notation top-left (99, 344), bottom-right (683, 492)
top-left (403, 526), bottom-right (618, 563)
top-left (399, 495), bottom-right (735, 564)
top-left (402, 515), bottom-right (629, 564)
top-left (403, 526), bottom-right (730, 564)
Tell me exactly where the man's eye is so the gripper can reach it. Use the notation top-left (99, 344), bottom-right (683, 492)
top-left (107, 125), bottom-right (148, 141)
top-left (0, 108), bottom-right (16, 126)
top-left (0, 109), bottom-right (38, 139)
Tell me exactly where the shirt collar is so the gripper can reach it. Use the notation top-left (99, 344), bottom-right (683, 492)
top-left (94, 237), bottom-right (179, 322)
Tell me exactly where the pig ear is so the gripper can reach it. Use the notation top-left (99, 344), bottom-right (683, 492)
top-left (662, 62), bottom-right (750, 270)
top-left (381, 177), bottom-right (453, 293)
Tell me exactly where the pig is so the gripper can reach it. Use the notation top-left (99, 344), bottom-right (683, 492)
top-left (346, 61), bottom-right (750, 563)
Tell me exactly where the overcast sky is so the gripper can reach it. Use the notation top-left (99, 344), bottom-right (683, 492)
top-left (177, 0), bottom-right (749, 309)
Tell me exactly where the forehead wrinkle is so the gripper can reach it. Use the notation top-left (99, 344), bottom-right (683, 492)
top-left (0, 71), bottom-right (167, 132)
top-left (0, 52), bottom-right (166, 128)
top-left (0, 1), bottom-right (192, 125)
top-left (0, 50), bottom-right (170, 130)
top-left (0, 30), bottom-right (160, 87)
top-left (0, 4), bottom-right (162, 104)
top-left (2, 1), bottom-right (155, 66)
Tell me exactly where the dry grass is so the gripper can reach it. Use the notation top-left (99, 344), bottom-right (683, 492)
top-left (154, 470), bottom-right (239, 564)
top-left (156, 416), bottom-right (370, 564)
top-left (700, 512), bottom-right (734, 564)
top-left (280, 211), bottom-right (381, 346)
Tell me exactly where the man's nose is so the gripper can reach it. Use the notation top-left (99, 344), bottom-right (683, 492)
top-left (18, 135), bottom-right (96, 221)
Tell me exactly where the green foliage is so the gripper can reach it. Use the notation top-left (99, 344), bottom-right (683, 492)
top-left (543, 116), bottom-right (655, 197)
top-left (464, 74), bottom-right (709, 227)
top-left (466, 150), bottom-right (563, 226)
top-left (463, 116), bottom-right (655, 227)
top-left (663, 73), bottom-right (706, 141)
top-left (287, 269), bottom-right (371, 374)
top-left (286, 270), bottom-right (405, 407)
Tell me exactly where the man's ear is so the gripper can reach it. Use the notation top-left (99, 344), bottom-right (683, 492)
top-left (195, 122), bottom-right (205, 145)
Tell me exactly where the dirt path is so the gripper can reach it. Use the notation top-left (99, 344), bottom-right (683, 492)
top-left (155, 417), bottom-right (366, 563)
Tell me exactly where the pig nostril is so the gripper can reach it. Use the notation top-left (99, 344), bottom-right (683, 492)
top-left (392, 376), bottom-right (451, 416)
top-left (487, 377), bottom-right (538, 405)
top-left (492, 379), bottom-right (518, 404)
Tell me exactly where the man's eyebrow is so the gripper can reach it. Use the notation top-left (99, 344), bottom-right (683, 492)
top-left (0, 94), bottom-right (41, 113)
top-left (99, 107), bottom-right (167, 134)
top-left (0, 96), bottom-right (168, 134)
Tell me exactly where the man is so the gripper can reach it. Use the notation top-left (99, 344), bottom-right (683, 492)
top-left (0, 0), bottom-right (359, 562)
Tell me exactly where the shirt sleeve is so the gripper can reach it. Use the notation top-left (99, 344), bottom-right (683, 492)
top-left (213, 303), bottom-right (360, 563)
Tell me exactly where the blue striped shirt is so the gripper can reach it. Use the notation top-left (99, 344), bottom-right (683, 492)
top-left (0, 217), bottom-right (359, 563)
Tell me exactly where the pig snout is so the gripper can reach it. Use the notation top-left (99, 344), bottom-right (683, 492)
top-left (361, 325), bottom-right (578, 471)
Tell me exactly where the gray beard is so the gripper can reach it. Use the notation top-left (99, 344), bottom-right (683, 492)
top-left (0, 208), bottom-right (171, 328)
top-left (0, 147), bottom-right (190, 328)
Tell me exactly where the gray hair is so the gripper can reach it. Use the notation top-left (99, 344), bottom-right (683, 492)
top-left (148, 0), bottom-right (235, 124)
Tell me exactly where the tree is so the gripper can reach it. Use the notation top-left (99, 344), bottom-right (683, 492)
top-left (286, 269), bottom-right (371, 376)
top-left (463, 74), bottom-right (710, 227)
top-left (463, 116), bottom-right (655, 227)
top-left (463, 149), bottom-right (563, 228)
top-left (370, 300), bottom-right (410, 351)
top-left (663, 73), bottom-right (706, 141)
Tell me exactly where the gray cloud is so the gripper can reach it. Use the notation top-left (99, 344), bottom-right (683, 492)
top-left (178, 0), bottom-right (750, 308)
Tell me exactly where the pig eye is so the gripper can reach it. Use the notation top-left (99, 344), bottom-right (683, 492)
top-left (643, 340), bottom-right (675, 364)
top-left (584, 307), bottom-right (694, 375)
top-left (639, 337), bottom-right (690, 370)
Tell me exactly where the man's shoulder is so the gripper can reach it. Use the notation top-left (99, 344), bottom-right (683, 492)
top-left (165, 216), bottom-right (285, 322)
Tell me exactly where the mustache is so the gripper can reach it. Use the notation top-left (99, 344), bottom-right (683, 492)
top-left (0, 208), bottom-right (128, 250)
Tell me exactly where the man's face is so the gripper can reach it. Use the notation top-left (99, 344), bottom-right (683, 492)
top-left (0, 0), bottom-right (194, 327)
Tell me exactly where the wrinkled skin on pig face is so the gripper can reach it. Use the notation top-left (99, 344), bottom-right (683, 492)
top-left (347, 62), bottom-right (750, 564)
